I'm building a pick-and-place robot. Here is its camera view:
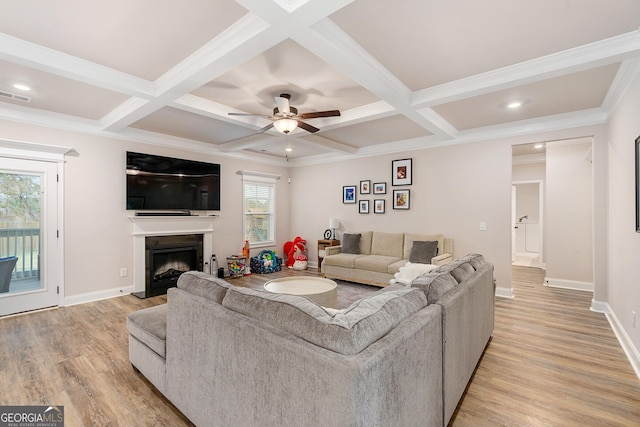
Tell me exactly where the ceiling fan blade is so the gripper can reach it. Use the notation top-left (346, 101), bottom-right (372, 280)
top-left (298, 110), bottom-right (341, 119)
top-left (297, 120), bottom-right (320, 133)
top-left (257, 122), bottom-right (274, 133)
top-left (274, 96), bottom-right (290, 115)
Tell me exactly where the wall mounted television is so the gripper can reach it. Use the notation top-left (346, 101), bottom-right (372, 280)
top-left (126, 151), bottom-right (220, 211)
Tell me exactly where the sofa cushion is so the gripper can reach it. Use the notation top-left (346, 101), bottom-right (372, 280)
top-left (409, 240), bottom-right (439, 264)
top-left (450, 262), bottom-right (475, 283)
top-left (403, 234), bottom-right (444, 260)
top-left (127, 304), bottom-right (167, 358)
top-left (354, 255), bottom-right (403, 273)
top-left (410, 272), bottom-right (459, 304)
top-left (322, 253), bottom-right (364, 268)
top-left (342, 233), bottom-right (361, 254)
top-left (387, 259), bottom-right (408, 275)
top-left (457, 254), bottom-right (486, 269)
top-left (371, 232), bottom-right (404, 257)
top-left (221, 286), bottom-right (428, 355)
top-left (177, 271), bottom-right (231, 303)
top-left (344, 231), bottom-right (373, 255)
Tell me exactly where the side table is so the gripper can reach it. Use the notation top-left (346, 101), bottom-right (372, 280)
top-left (317, 239), bottom-right (340, 270)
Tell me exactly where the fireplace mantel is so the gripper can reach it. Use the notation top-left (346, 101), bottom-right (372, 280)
top-left (129, 215), bottom-right (215, 293)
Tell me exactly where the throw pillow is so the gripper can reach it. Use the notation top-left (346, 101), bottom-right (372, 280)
top-left (409, 240), bottom-right (438, 264)
top-left (342, 233), bottom-right (361, 254)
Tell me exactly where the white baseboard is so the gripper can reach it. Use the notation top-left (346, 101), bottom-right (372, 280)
top-left (592, 299), bottom-right (640, 380)
top-left (544, 277), bottom-right (593, 292)
top-left (495, 287), bottom-right (515, 298)
top-left (64, 285), bottom-right (135, 307)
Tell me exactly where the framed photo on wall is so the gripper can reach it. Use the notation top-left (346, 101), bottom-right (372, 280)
top-left (360, 180), bottom-right (371, 194)
top-left (393, 189), bottom-right (410, 210)
top-left (373, 182), bottom-right (387, 194)
top-left (374, 199), bottom-right (385, 214)
top-left (359, 200), bottom-right (370, 214)
top-left (343, 185), bottom-right (356, 204)
top-left (392, 158), bottom-right (412, 186)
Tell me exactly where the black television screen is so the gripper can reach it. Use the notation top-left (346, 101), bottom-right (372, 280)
top-left (126, 152), bottom-right (220, 211)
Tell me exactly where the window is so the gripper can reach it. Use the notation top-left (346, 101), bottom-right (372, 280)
top-left (240, 172), bottom-right (279, 247)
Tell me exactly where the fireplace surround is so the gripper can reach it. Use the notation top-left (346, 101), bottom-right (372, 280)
top-left (129, 216), bottom-right (214, 298)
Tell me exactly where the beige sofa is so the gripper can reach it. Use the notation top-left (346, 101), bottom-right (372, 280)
top-left (321, 231), bottom-right (453, 287)
top-left (127, 254), bottom-right (494, 427)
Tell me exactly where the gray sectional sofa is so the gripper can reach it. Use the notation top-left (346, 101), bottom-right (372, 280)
top-left (321, 231), bottom-right (453, 286)
top-left (127, 254), bottom-right (494, 427)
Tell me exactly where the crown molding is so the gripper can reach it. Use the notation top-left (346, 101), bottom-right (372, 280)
top-left (412, 30), bottom-right (640, 108)
top-left (0, 33), bottom-right (155, 99)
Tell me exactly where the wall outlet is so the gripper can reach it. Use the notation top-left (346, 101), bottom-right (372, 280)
top-left (120, 268), bottom-right (127, 277)
top-left (479, 222), bottom-right (487, 231)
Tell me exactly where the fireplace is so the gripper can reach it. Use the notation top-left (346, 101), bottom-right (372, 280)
top-left (129, 215), bottom-right (215, 297)
top-left (132, 234), bottom-right (203, 298)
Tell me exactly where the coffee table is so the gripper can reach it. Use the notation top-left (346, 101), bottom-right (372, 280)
top-left (263, 276), bottom-right (338, 308)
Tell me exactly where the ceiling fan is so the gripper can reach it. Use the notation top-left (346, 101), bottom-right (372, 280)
top-left (228, 93), bottom-right (340, 134)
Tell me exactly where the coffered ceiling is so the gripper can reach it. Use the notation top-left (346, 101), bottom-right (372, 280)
top-left (1, 0), bottom-right (639, 166)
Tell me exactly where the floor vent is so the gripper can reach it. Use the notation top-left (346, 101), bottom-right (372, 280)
top-left (0, 90), bottom-right (31, 103)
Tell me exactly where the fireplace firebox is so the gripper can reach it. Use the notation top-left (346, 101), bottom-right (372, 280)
top-left (132, 234), bottom-right (203, 298)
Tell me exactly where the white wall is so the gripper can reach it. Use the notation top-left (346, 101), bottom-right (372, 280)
top-left (0, 119), bottom-right (290, 301)
top-left (545, 141), bottom-right (593, 286)
top-left (0, 116), bottom-right (612, 310)
top-left (290, 141), bottom-right (513, 291)
top-left (607, 73), bottom-right (640, 361)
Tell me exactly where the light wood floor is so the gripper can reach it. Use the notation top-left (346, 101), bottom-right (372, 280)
top-left (1, 266), bottom-right (638, 426)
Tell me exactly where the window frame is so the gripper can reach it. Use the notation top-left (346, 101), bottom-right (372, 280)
top-left (239, 171), bottom-right (279, 248)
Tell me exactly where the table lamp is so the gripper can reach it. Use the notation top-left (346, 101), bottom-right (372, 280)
top-left (329, 218), bottom-right (339, 240)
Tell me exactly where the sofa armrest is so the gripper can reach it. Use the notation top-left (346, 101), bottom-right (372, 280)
top-left (432, 253), bottom-right (452, 266)
top-left (324, 245), bottom-right (342, 256)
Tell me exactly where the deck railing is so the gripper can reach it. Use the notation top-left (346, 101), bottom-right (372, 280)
top-left (0, 228), bottom-right (40, 279)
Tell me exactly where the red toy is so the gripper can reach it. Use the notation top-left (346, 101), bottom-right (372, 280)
top-left (284, 236), bottom-right (306, 269)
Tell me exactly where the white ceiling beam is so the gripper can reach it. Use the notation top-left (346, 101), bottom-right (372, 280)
top-left (297, 135), bottom-right (358, 154)
top-left (0, 33), bottom-right (155, 98)
top-left (412, 31), bottom-right (640, 108)
top-left (218, 134), bottom-right (282, 152)
top-left (601, 57), bottom-right (640, 114)
top-left (100, 13), bottom-right (285, 131)
top-left (289, 19), bottom-right (457, 138)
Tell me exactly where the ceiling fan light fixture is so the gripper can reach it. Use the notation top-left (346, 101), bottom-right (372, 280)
top-left (274, 118), bottom-right (298, 134)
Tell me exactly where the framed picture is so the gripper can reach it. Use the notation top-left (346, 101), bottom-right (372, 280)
top-left (374, 199), bottom-right (385, 214)
top-left (392, 158), bottom-right (412, 186)
top-left (636, 136), bottom-right (640, 232)
top-left (343, 185), bottom-right (356, 204)
top-left (373, 182), bottom-right (386, 194)
top-left (393, 189), bottom-right (410, 210)
top-left (360, 180), bottom-right (371, 194)
top-left (359, 200), bottom-right (370, 214)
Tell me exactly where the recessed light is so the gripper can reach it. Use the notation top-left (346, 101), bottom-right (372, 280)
top-left (285, 147), bottom-right (292, 152)
top-left (507, 101), bottom-right (522, 109)
top-left (13, 84), bottom-right (31, 91)
top-left (534, 143), bottom-right (544, 149)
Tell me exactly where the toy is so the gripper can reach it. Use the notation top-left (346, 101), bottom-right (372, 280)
top-left (283, 236), bottom-right (306, 269)
top-left (293, 253), bottom-right (308, 270)
top-left (250, 250), bottom-right (282, 274)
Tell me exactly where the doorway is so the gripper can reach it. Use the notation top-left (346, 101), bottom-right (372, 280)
top-left (0, 157), bottom-right (60, 316)
top-left (512, 180), bottom-right (544, 268)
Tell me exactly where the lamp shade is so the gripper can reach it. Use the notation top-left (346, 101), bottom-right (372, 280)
top-left (273, 118), bottom-right (298, 134)
top-left (329, 218), bottom-right (339, 229)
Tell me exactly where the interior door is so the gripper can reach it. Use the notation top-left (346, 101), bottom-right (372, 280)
top-left (0, 157), bottom-right (59, 316)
